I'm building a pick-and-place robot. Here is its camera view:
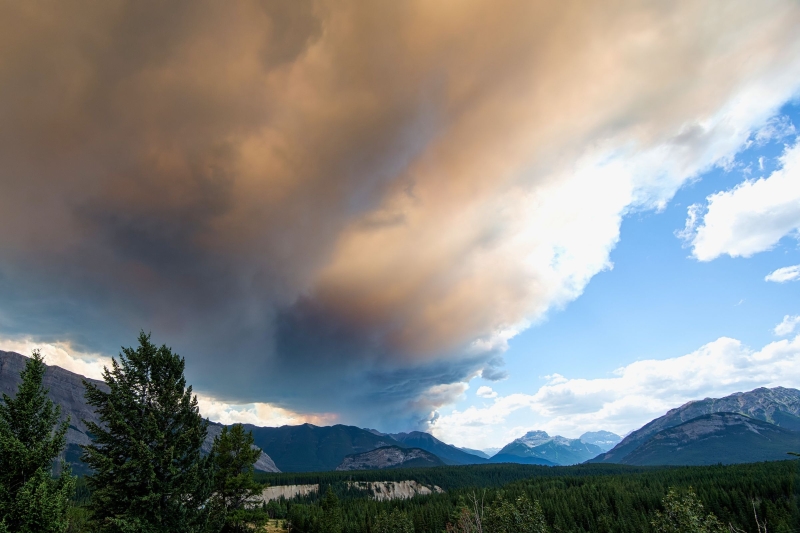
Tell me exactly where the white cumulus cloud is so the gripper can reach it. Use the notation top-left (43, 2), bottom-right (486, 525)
top-left (477, 386), bottom-right (498, 399)
top-left (775, 315), bottom-right (800, 336)
top-left (684, 141), bottom-right (800, 261)
top-left (431, 334), bottom-right (800, 449)
top-left (766, 264), bottom-right (800, 282)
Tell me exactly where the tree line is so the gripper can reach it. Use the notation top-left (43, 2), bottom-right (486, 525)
top-left (0, 333), bottom-right (265, 533)
top-left (252, 461), bottom-right (799, 533)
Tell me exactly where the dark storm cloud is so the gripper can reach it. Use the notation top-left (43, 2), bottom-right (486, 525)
top-left (1, 0), bottom-right (800, 427)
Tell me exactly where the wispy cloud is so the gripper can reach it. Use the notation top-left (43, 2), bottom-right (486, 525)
top-left (766, 264), bottom-right (800, 283)
top-left (775, 315), bottom-right (800, 336)
top-left (755, 115), bottom-right (797, 145)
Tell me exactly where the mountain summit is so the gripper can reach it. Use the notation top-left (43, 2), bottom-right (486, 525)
top-left (491, 430), bottom-right (604, 465)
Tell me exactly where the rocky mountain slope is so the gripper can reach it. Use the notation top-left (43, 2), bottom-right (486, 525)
top-left (389, 431), bottom-right (488, 465)
top-left (345, 480), bottom-right (444, 500)
top-left (336, 446), bottom-right (445, 470)
top-left (0, 350), bottom-right (279, 473)
top-left (592, 387), bottom-right (800, 464)
top-left (618, 412), bottom-right (800, 466)
top-left (244, 423), bottom-right (407, 472)
top-left (491, 430), bottom-right (603, 465)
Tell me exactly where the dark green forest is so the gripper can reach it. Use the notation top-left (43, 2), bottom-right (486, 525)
top-left (239, 461), bottom-right (800, 532)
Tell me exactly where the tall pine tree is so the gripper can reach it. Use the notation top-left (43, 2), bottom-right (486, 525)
top-left (208, 424), bottom-right (264, 532)
top-left (0, 350), bottom-right (75, 533)
top-left (320, 486), bottom-right (342, 533)
top-left (82, 332), bottom-right (212, 533)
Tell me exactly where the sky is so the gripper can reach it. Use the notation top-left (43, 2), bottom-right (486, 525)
top-left (1, 1), bottom-right (800, 452)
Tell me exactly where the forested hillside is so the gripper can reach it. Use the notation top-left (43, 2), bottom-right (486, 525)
top-left (250, 461), bottom-right (800, 532)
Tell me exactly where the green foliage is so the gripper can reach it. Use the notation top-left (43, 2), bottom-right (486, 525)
top-left (247, 460), bottom-right (800, 532)
top-left (0, 350), bottom-right (75, 532)
top-left (81, 332), bottom-right (212, 533)
top-left (321, 486), bottom-right (343, 533)
top-left (484, 492), bottom-right (548, 533)
top-left (651, 487), bottom-right (727, 533)
top-left (209, 424), bottom-right (265, 533)
top-left (65, 506), bottom-right (90, 533)
top-left (266, 498), bottom-right (289, 519)
top-left (372, 509), bottom-right (414, 533)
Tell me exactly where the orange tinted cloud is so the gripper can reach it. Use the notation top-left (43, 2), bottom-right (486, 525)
top-left (0, 0), bottom-right (799, 426)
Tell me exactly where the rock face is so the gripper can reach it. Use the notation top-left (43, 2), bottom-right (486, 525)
top-left (491, 430), bottom-right (603, 466)
top-left (336, 446), bottom-right (445, 470)
top-left (389, 431), bottom-right (487, 465)
top-left (592, 387), bottom-right (800, 464)
top-left (256, 484), bottom-right (319, 503)
top-left (346, 480), bottom-right (444, 500)
top-left (0, 350), bottom-right (280, 473)
top-left (618, 412), bottom-right (800, 466)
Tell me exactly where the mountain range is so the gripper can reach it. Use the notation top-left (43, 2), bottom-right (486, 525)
top-left (591, 387), bottom-right (800, 466)
top-left (488, 430), bottom-right (617, 466)
top-left (5, 348), bottom-right (800, 472)
top-left (387, 431), bottom-right (489, 465)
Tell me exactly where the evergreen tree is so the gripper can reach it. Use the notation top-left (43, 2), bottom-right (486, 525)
top-left (651, 487), bottom-right (727, 533)
top-left (320, 486), bottom-right (342, 533)
top-left (484, 493), bottom-right (549, 533)
top-left (373, 509), bottom-right (414, 533)
top-left (0, 350), bottom-right (75, 533)
top-left (208, 424), bottom-right (264, 532)
top-left (82, 332), bottom-right (212, 533)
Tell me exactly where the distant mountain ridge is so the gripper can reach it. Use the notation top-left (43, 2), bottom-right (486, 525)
top-left (592, 387), bottom-right (800, 465)
top-left (457, 447), bottom-right (491, 459)
top-left (580, 431), bottom-right (622, 452)
top-left (491, 430), bottom-right (606, 466)
top-left (388, 431), bottom-right (488, 465)
top-left (243, 424), bottom-right (405, 472)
